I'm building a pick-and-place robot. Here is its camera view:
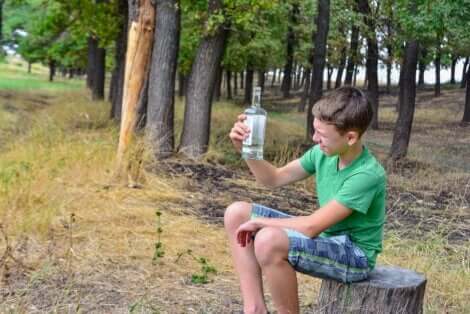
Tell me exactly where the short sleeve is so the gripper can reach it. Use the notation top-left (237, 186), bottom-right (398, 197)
top-left (334, 172), bottom-right (380, 214)
top-left (299, 145), bottom-right (319, 175)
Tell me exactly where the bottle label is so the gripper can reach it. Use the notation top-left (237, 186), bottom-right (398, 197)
top-left (244, 115), bottom-right (266, 146)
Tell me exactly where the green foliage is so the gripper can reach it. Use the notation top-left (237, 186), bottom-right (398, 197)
top-left (175, 249), bottom-right (218, 284)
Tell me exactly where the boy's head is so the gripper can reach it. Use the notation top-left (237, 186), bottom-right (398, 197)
top-left (312, 86), bottom-right (373, 137)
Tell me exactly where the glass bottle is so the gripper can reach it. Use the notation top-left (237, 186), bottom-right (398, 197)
top-left (242, 87), bottom-right (267, 160)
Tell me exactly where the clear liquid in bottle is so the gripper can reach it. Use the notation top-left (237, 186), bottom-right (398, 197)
top-left (242, 87), bottom-right (267, 160)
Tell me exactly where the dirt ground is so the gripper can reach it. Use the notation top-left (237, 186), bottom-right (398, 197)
top-left (1, 86), bottom-right (470, 313)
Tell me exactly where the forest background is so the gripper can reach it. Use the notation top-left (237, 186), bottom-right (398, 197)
top-left (0, 0), bottom-right (469, 312)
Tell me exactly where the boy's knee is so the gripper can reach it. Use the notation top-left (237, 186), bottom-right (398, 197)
top-left (224, 201), bottom-right (252, 230)
top-left (254, 227), bottom-right (288, 267)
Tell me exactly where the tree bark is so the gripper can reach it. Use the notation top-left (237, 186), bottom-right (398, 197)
top-left (317, 266), bottom-right (426, 314)
top-left (48, 60), bottom-right (56, 82)
top-left (179, 0), bottom-right (228, 158)
top-left (213, 65), bottom-right (223, 101)
top-left (244, 67), bottom-right (254, 105)
top-left (385, 19), bottom-right (393, 94)
top-left (258, 70), bottom-right (265, 92)
top-left (233, 71), bottom-right (238, 95)
top-left (178, 71), bottom-right (185, 97)
top-left (326, 64), bottom-right (333, 90)
top-left (462, 67), bottom-right (470, 125)
top-left (116, 0), bottom-right (155, 171)
top-left (146, 0), bottom-right (180, 159)
top-left (359, 0), bottom-right (379, 130)
top-left (344, 22), bottom-right (359, 85)
top-left (281, 3), bottom-right (299, 98)
top-left (307, 0), bottom-right (330, 139)
top-left (86, 36), bottom-right (97, 89)
top-left (299, 67), bottom-right (311, 112)
top-left (417, 47), bottom-right (427, 87)
top-left (335, 46), bottom-right (347, 88)
top-left (271, 69), bottom-right (277, 87)
top-left (390, 39), bottom-right (419, 161)
top-left (460, 57), bottom-right (468, 88)
top-left (110, 0), bottom-right (129, 121)
top-left (226, 70), bottom-right (232, 99)
top-left (91, 45), bottom-right (106, 100)
top-left (450, 56), bottom-right (458, 84)
top-left (434, 41), bottom-right (441, 97)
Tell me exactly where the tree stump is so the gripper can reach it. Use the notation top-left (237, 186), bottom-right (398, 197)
top-left (316, 266), bottom-right (427, 314)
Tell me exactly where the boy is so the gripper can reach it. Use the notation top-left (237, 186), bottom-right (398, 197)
top-left (225, 87), bottom-right (386, 314)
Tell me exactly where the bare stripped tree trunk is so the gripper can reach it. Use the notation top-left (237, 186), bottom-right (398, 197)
top-left (179, 0), bottom-right (227, 158)
top-left (116, 0), bottom-right (155, 174)
top-left (146, 0), bottom-right (180, 159)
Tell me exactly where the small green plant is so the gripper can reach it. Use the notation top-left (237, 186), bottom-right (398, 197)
top-left (152, 210), bottom-right (164, 263)
top-left (175, 249), bottom-right (217, 284)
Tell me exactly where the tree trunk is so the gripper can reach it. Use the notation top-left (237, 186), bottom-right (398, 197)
top-left (86, 36), bottom-right (97, 88)
top-left (258, 70), bottom-right (265, 92)
top-left (390, 39), bottom-right (419, 161)
top-left (462, 68), bottom-right (470, 125)
top-left (317, 266), bottom-right (426, 314)
top-left (233, 72), bottom-right (238, 96)
top-left (179, 0), bottom-right (227, 158)
top-left (213, 65), bottom-right (223, 101)
top-left (385, 20), bottom-right (393, 94)
top-left (48, 60), bottom-right (56, 82)
top-left (418, 48), bottom-right (427, 87)
top-left (271, 69), bottom-right (277, 87)
top-left (244, 67), bottom-right (254, 105)
top-left (450, 56), bottom-right (458, 84)
top-left (344, 23), bottom-right (359, 85)
top-left (178, 71), bottom-right (185, 97)
top-left (27, 62), bottom-right (32, 74)
top-left (307, 0), bottom-right (330, 139)
top-left (240, 71), bottom-right (244, 89)
top-left (335, 47), bottom-right (347, 88)
top-left (386, 47), bottom-right (392, 94)
top-left (91, 45), bottom-right (106, 100)
top-left (146, 0), bottom-right (180, 159)
top-left (116, 0), bottom-right (155, 171)
top-left (299, 67), bottom-right (311, 112)
top-left (281, 3), bottom-right (299, 98)
top-left (353, 65), bottom-right (358, 86)
top-left (110, 0), bottom-right (128, 121)
top-left (434, 42), bottom-right (441, 97)
top-left (461, 57), bottom-right (469, 88)
top-left (326, 64), bottom-right (333, 90)
top-left (226, 70), bottom-right (232, 99)
top-left (359, 0), bottom-right (379, 130)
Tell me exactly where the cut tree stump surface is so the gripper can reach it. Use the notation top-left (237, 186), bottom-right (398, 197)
top-left (317, 265), bottom-right (427, 314)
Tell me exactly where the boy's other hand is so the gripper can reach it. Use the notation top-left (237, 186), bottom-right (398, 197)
top-left (236, 220), bottom-right (262, 247)
top-left (229, 114), bottom-right (250, 153)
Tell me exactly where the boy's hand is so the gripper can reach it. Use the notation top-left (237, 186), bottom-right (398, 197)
top-left (229, 114), bottom-right (250, 153)
top-left (236, 220), bottom-right (263, 247)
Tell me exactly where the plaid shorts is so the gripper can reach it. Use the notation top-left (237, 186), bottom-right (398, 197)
top-left (251, 203), bottom-right (370, 283)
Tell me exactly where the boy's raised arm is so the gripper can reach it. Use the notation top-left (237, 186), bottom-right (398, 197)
top-left (229, 114), bottom-right (310, 188)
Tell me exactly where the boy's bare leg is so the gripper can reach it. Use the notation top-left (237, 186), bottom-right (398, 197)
top-left (224, 202), bottom-right (268, 314)
top-left (254, 227), bottom-right (299, 314)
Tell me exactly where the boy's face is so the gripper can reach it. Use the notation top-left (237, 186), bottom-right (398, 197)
top-left (312, 118), bottom-right (356, 156)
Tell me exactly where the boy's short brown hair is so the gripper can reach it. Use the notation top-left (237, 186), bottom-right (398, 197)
top-left (312, 87), bottom-right (373, 136)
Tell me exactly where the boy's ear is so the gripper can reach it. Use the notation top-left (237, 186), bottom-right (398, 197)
top-left (346, 130), bottom-right (360, 146)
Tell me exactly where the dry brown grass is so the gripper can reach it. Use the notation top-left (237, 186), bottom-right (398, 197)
top-left (0, 85), bottom-right (469, 313)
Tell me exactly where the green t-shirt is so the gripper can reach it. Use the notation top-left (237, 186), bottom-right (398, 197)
top-left (300, 145), bottom-right (386, 269)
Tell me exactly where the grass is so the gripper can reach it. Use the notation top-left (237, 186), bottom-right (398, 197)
top-left (0, 57), bottom-right (84, 92)
top-left (0, 61), bottom-right (469, 312)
